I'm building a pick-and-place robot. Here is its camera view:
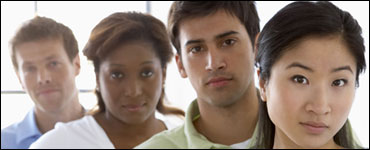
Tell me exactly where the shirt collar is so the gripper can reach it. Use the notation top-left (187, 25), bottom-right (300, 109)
top-left (183, 100), bottom-right (231, 149)
top-left (15, 107), bottom-right (42, 144)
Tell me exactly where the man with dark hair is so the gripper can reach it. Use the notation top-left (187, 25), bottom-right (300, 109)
top-left (1, 16), bottom-right (85, 149)
top-left (136, 1), bottom-right (261, 148)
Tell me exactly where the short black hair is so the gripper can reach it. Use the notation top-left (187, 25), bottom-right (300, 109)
top-left (168, 1), bottom-right (260, 55)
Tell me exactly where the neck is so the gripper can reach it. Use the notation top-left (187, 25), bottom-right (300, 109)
top-left (94, 110), bottom-right (166, 148)
top-left (273, 128), bottom-right (343, 149)
top-left (34, 94), bottom-right (84, 134)
top-left (194, 86), bottom-right (259, 145)
top-left (102, 111), bottom-right (165, 135)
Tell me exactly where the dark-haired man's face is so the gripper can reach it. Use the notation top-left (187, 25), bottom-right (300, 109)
top-left (175, 10), bottom-right (256, 107)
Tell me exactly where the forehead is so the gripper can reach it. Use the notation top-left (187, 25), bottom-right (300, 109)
top-left (15, 38), bottom-right (67, 64)
top-left (101, 41), bottom-right (160, 65)
top-left (178, 10), bottom-right (247, 42)
top-left (275, 36), bottom-right (356, 70)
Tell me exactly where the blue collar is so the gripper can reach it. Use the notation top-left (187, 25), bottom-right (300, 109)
top-left (15, 107), bottom-right (42, 145)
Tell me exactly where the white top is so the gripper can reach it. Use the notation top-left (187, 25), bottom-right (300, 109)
top-left (230, 139), bottom-right (251, 149)
top-left (29, 112), bottom-right (183, 149)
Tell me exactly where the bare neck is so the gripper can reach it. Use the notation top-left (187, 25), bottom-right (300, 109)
top-left (94, 111), bottom-right (166, 148)
top-left (194, 86), bottom-right (259, 145)
top-left (34, 94), bottom-right (84, 134)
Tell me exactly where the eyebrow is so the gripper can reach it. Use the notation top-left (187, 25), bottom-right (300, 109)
top-left (185, 39), bottom-right (204, 46)
top-left (184, 30), bottom-right (239, 46)
top-left (286, 62), bottom-right (354, 74)
top-left (286, 62), bottom-right (314, 72)
top-left (215, 31), bottom-right (239, 40)
top-left (331, 66), bottom-right (353, 74)
top-left (45, 55), bottom-right (58, 61)
top-left (109, 61), bottom-right (153, 67)
top-left (140, 61), bottom-right (153, 65)
top-left (22, 55), bottom-right (58, 66)
top-left (109, 64), bottom-right (125, 67)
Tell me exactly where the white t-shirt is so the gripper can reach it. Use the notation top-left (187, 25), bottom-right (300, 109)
top-left (29, 112), bottom-right (183, 149)
top-left (230, 139), bottom-right (251, 149)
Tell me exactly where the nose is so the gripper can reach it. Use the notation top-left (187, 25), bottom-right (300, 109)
top-left (205, 49), bottom-right (226, 72)
top-left (124, 78), bottom-right (143, 97)
top-left (305, 85), bottom-right (331, 115)
top-left (37, 68), bottom-right (52, 85)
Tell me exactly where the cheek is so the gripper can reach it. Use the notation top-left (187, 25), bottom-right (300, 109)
top-left (99, 75), bottom-right (118, 107)
top-left (58, 67), bottom-right (76, 88)
top-left (52, 65), bottom-right (75, 90)
top-left (183, 59), bottom-right (204, 89)
top-left (266, 80), bottom-right (302, 126)
top-left (22, 74), bottom-right (34, 89)
top-left (146, 75), bottom-right (163, 103)
top-left (330, 89), bottom-right (355, 126)
top-left (185, 60), bottom-right (202, 77)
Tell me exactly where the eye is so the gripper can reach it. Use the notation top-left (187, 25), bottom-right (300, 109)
top-left (222, 39), bottom-right (236, 47)
top-left (189, 46), bottom-right (203, 53)
top-left (332, 79), bottom-right (347, 87)
top-left (292, 75), bottom-right (309, 85)
top-left (49, 61), bottom-right (59, 67)
top-left (24, 66), bottom-right (36, 72)
top-left (111, 72), bottom-right (123, 79)
top-left (141, 70), bottom-right (153, 77)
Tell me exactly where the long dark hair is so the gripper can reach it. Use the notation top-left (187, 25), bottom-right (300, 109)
top-left (253, 1), bottom-right (365, 148)
top-left (83, 12), bottom-right (184, 117)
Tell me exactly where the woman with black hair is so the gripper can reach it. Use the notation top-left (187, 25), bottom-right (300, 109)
top-left (253, 1), bottom-right (365, 148)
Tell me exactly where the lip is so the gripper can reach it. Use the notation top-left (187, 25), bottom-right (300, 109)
top-left (206, 77), bottom-right (232, 87)
top-left (122, 103), bottom-right (145, 112)
top-left (37, 89), bottom-right (58, 96)
top-left (300, 121), bottom-right (329, 134)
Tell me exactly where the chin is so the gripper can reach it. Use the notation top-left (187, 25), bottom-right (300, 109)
top-left (294, 137), bottom-right (330, 149)
top-left (120, 113), bottom-right (150, 124)
top-left (208, 98), bottom-right (237, 108)
top-left (123, 118), bottom-right (147, 124)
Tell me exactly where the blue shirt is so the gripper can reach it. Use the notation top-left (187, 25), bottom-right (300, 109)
top-left (1, 108), bottom-right (42, 149)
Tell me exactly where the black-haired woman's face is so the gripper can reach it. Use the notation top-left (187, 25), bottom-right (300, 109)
top-left (260, 35), bottom-right (356, 148)
top-left (98, 41), bottom-right (164, 124)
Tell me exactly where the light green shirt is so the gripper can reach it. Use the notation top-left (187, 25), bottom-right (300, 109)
top-left (135, 100), bottom-right (258, 149)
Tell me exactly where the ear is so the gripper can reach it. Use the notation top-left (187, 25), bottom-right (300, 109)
top-left (254, 32), bottom-right (260, 59)
top-left (16, 71), bottom-right (26, 91)
top-left (95, 72), bottom-right (100, 92)
top-left (257, 68), bottom-right (267, 102)
top-left (162, 67), bottom-right (167, 84)
top-left (73, 55), bottom-right (81, 76)
top-left (175, 54), bottom-right (188, 78)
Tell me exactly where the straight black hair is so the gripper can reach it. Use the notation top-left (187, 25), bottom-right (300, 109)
top-left (254, 1), bottom-right (365, 148)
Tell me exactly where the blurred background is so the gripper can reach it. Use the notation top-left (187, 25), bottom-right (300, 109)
top-left (1, 1), bottom-right (368, 147)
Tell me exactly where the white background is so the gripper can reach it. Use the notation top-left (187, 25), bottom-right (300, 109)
top-left (1, 1), bottom-right (368, 147)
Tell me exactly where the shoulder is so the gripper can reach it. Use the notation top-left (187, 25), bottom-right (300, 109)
top-left (30, 115), bottom-right (112, 148)
top-left (135, 125), bottom-right (187, 149)
top-left (1, 124), bottom-right (18, 148)
top-left (1, 109), bottom-right (40, 149)
top-left (156, 112), bottom-right (184, 130)
top-left (1, 123), bottom-right (18, 137)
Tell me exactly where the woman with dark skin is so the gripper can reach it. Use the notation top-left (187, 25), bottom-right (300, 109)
top-left (30, 12), bottom-right (184, 148)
